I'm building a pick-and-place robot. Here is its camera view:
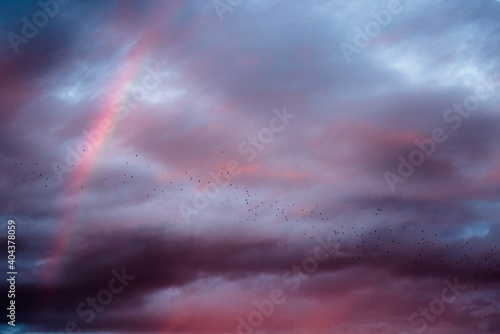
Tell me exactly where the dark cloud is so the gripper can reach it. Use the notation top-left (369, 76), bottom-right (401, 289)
top-left (1, 0), bottom-right (500, 333)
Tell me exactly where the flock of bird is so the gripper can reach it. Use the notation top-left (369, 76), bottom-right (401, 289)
top-left (9, 149), bottom-right (500, 322)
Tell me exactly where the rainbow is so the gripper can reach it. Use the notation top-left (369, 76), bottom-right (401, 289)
top-left (39, 26), bottom-right (166, 320)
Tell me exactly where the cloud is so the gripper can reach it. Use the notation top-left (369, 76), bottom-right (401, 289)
top-left (1, 0), bottom-right (500, 333)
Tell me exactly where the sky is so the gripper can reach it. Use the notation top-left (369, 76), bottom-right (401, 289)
top-left (1, 0), bottom-right (500, 333)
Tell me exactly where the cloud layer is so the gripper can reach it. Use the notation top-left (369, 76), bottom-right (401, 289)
top-left (1, 0), bottom-right (500, 333)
